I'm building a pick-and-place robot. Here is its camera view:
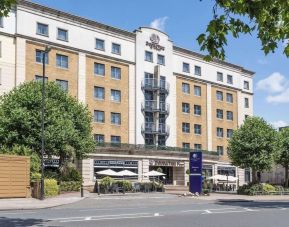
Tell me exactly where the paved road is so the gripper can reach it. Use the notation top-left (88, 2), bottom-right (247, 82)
top-left (1, 193), bottom-right (289, 227)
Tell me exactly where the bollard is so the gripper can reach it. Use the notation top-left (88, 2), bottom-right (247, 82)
top-left (81, 184), bottom-right (84, 197)
top-left (97, 184), bottom-right (100, 195)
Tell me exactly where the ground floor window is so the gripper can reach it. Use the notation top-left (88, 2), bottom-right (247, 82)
top-left (217, 166), bottom-right (236, 177)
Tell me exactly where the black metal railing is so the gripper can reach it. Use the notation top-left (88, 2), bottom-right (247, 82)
top-left (141, 79), bottom-right (170, 94)
top-left (95, 142), bottom-right (219, 156)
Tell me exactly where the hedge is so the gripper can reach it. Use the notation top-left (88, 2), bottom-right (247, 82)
top-left (44, 179), bottom-right (59, 197)
top-left (60, 181), bottom-right (81, 192)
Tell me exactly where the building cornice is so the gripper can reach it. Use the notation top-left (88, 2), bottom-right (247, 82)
top-left (17, 0), bottom-right (136, 39)
top-left (173, 46), bottom-right (255, 77)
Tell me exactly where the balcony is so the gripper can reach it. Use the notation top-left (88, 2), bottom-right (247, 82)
top-left (141, 100), bottom-right (170, 114)
top-left (141, 79), bottom-right (169, 94)
top-left (141, 123), bottom-right (170, 136)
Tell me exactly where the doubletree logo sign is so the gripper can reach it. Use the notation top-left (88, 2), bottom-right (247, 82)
top-left (146, 34), bottom-right (165, 51)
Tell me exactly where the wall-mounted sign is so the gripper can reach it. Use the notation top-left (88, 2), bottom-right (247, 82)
top-left (149, 160), bottom-right (184, 167)
top-left (146, 34), bottom-right (165, 51)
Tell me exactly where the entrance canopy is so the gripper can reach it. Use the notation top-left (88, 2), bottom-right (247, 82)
top-left (96, 169), bottom-right (119, 176)
top-left (117, 170), bottom-right (138, 176)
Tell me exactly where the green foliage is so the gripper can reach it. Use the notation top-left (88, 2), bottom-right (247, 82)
top-left (44, 169), bottom-right (60, 180)
top-left (59, 181), bottom-right (81, 192)
top-left (31, 172), bottom-right (41, 182)
top-left (44, 179), bottom-right (59, 197)
top-left (156, 167), bottom-right (163, 173)
top-left (186, 169), bottom-right (190, 175)
top-left (0, 0), bottom-right (16, 17)
top-left (238, 183), bottom-right (277, 195)
top-left (198, 0), bottom-right (289, 60)
top-left (100, 176), bottom-right (115, 189)
top-left (228, 116), bottom-right (277, 181)
top-left (60, 167), bottom-right (82, 182)
top-left (0, 145), bottom-right (40, 174)
top-left (115, 180), bottom-right (133, 191)
top-left (0, 81), bottom-right (95, 164)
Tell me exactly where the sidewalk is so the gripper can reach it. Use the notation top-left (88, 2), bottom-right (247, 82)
top-left (0, 192), bottom-right (85, 211)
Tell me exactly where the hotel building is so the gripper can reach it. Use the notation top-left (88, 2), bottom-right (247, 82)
top-left (0, 0), bottom-right (254, 187)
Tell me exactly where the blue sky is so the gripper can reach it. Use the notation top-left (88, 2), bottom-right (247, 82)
top-left (33, 0), bottom-right (289, 128)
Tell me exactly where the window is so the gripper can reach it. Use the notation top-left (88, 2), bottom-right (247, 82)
top-left (194, 144), bottom-right (202, 151)
top-left (111, 89), bottom-right (121, 102)
top-left (194, 66), bottom-right (201, 76)
top-left (182, 83), bottom-right (190, 94)
top-left (157, 54), bottom-right (165, 65)
top-left (227, 111), bottom-right (233, 121)
top-left (245, 98), bottom-right (249, 108)
top-left (35, 50), bottom-right (48, 64)
top-left (56, 54), bottom-right (68, 69)
top-left (35, 75), bottom-right (48, 82)
top-left (194, 85), bottom-right (201, 96)
top-left (182, 122), bottom-right (190, 133)
top-left (0, 17), bottom-right (3, 27)
top-left (94, 134), bottom-right (104, 143)
top-left (95, 39), bottom-right (105, 50)
top-left (94, 86), bottom-right (105, 100)
top-left (182, 103), bottom-right (190, 113)
top-left (183, 143), bottom-right (190, 150)
top-left (36, 22), bottom-right (48, 36)
top-left (57, 28), bottom-right (68, 41)
top-left (194, 105), bottom-right (201, 116)
top-left (145, 51), bottom-right (153, 62)
top-left (56, 79), bottom-right (68, 92)
top-left (183, 63), bottom-right (190, 73)
top-left (244, 81), bottom-right (249, 90)
top-left (94, 63), bottom-right (105, 76)
top-left (227, 129), bottom-right (233, 138)
top-left (226, 93), bottom-right (233, 103)
top-left (94, 110), bottom-right (105, 123)
top-left (194, 124), bottom-right (202, 135)
top-left (227, 74), bottom-right (233, 84)
top-left (111, 66), bottom-right (121, 79)
top-left (217, 72), bottom-right (223, 82)
top-left (245, 114), bottom-right (249, 119)
top-left (112, 43), bottom-right (121, 55)
top-left (216, 91), bottom-right (223, 101)
top-left (111, 112), bottom-right (121, 125)
top-left (111, 135), bottom-right (121, 144)
top-left (217, 146), bottom-right (224, 155)
top-left (216, 109), bottom-right (223, 119)
top-left (217, 127), bottom-right (224, 137)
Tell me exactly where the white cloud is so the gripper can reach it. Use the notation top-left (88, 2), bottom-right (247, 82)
top-left (150, 17), bottom-right (168, 31)
top-left (256, 72), bottom-right (288, 94)
top-left (267, 88), bottom-right (289, 103)
top-left (270, 120), bottom-right (289, 129)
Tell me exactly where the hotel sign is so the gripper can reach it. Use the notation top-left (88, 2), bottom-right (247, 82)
top-left (149, 160), bottom-right (184, 167)
top-left (146, 34), bottom-right (165, 51)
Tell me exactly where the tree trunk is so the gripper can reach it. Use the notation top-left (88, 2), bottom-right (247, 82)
top-left (252, 169), bottom-right (257, 183)
top-left (285, 165), bottom-right (289, 188)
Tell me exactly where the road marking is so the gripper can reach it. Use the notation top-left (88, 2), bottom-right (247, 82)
top-left (244, 208), bottom-right (259, 212)
top-left (0, 211), bottom-right (36, 215)
top-left (180, 207), bottom-right (236, 213)
top-left (60, 214), bottom-right (164, 223)
top-left (79, 206), bottom-right (149, 212)
top-left (154, 213), bottom-right (160, 216)
top-left (49, 212), bottom-right (151, 221)
top-left (204, 210), bottom-right (212, 214)
top-left (92, 196), bottom-right (170, 200)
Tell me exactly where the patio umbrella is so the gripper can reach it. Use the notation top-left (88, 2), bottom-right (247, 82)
top-left (207, 174), bottom-right (227, 181)
top-left (117, 170), bottom-right (138, 176)
top-left (96, 169), bottom-right (119, 176)
top-left (144, 170), bottom-right (166, 177)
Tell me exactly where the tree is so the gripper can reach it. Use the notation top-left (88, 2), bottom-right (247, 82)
top-left (0, 81), bottom-right (95, 168)
top-left (275, 127), bottom-right (289, 187)
top-left (198, 0), bottom-right (289, 61)
top-left (0, 0), bottom-right (17, 17)
top-left (228, 116), bottom-right (277, 183)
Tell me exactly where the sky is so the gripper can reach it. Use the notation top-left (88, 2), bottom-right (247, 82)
top-left (33, 0), bottom-right (289, 128)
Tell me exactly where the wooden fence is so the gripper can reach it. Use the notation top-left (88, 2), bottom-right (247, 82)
top-left (0, 155), bottom-right (30, 198)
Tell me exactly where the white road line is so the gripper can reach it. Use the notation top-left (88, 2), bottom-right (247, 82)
top-left (60, 214), bottom-right (164, 223)
top-left (92, 196), bottom-right (170, 200)
top-left (244, 208), bottom-right (259, 212)
top-left (79, 207), bottom-right (149, 212)
top-left (0, 211), bottom-right (36, 215)
top-left (204, 210), bottom-right (212, 214)
top-left (48, 212), bottom-right (151, 221)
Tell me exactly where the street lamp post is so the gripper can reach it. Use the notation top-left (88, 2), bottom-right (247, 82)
top-left (40, 46), bottom-right (51, 200)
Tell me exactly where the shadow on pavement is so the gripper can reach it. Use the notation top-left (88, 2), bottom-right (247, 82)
top-left (0, 217), bottom-right (58, 227)
top-left (215, 200), bottom-right (289, 209)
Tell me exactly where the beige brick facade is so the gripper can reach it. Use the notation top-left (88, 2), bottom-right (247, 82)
top-left (85, 56), bottom-right (129, 144)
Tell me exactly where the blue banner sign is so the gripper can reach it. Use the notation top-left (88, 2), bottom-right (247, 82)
top-left (189, 151), bottom-right (202, 194)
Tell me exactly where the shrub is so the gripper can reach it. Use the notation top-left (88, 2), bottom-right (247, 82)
top-left (116, 180), bottom-right (133, 191)
top-left (59, 181), bottom-right (81, 192)
top-left (60, 167), bottom-right (82, 182)
top-left (31, 172), bottom-right (41, 182)
top-left (44, 179), bottom-right (59, 197)
top-left (100, 176), bottom-right (114, 190)
top-left (263, 183), bottom-right (275, 192)
top-left (238, 183), bottom-right (276, 195)
top-left (44, 169), bottom-right (60, 180)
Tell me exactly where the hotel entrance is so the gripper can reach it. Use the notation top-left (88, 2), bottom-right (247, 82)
top-left (149, 166), bottom-right (173, 184)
